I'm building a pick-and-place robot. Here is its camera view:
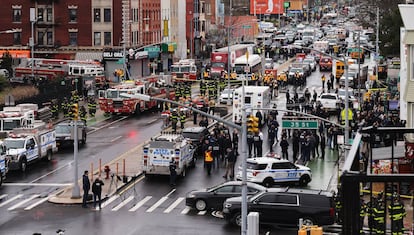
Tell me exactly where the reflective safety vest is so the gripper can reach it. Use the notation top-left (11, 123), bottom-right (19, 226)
top-left (204, 150), bottom-right (213, 162)
top-left (341, 109), bottom-right (353, 124)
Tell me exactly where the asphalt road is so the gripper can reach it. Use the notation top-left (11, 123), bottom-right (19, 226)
top-left (0, 62), bottom-right (345, 235)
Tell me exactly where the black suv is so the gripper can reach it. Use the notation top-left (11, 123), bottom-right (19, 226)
top-left (223, 187), bottom-right (335, 227)
top-left (182, 126), bottom-right (210, 157)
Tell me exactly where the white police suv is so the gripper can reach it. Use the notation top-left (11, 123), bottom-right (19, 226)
top-left (236, 157), bottom-right (312, 187)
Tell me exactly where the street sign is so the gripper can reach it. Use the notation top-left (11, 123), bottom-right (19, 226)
top-left (282, 120), bottom-right (318, 129)
top-left (242, 25), bottom-right (252, 29)
top-left (284, 2), bottom-right (290, 8)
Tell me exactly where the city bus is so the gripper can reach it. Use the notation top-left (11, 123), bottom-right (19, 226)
top-left (232, 54), bottom-right (262, 80)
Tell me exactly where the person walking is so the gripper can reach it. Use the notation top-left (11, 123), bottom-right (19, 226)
top-left (92, 177), bottom-right (104, 210)
top-left (320, 133), bottom-right (326, 159)
top-left (280, 136), bottom-right (289, 160)
top-left (204, 146), bottom-right (214, 175)
top-left (321, 74), bottom-right (326, 89)
top-left (82, 170), bottom-right (90, 208)
top-left (169, 159), bottom-right (177, 187)
top-left (223, 148), bottom-right (236, 180)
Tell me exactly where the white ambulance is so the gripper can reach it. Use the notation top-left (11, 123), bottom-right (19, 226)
top-left (142, 132), bottom-right (195, 177)
top-left (232, 86), bottom-right (271, 125)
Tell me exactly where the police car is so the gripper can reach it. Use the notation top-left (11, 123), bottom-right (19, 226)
top-left (236, 157), bottom-right (312, 187)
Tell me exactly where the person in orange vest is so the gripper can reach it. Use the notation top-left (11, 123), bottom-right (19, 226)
top-left (204, 146), bottom-right (214, 175)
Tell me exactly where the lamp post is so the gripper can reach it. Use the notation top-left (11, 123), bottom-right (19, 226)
top-left (30, 8), bottom-right (37, 79)
top-left (226, 0), bottom-right (232, 105)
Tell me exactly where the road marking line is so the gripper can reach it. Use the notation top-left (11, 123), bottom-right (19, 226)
top-left (129, 196), bottom-right (152, 212)
top-left (4, 183), bottom-right (72, 187)
top-left (146, 196), bottom-right (168, 213)
top-left (88, 116), bottom-right (128, 134)
top-left (8, 194), bottom-right (39, 211)
top-left (163, 197), bottom-right (184, 213)
top-left (165, 188), bottom-right (176, 197)
top-left (0, 194), bottom-right (8, 200)
top-left (118, 175), bottom-right (145, 195)
top-left (101, 195), bottom-right (120, 209)
top-left (111, 196), bottom-right (134, 211)
top-left (0, 194), bottom-right (23, 207)
top-left (110, 136), bottom-right (122, 142)
top-left (24, 197), bottom-right (50, 210)
top-left (197, 210), bottom-right (207, 215)
top-left (181, 207), bottom-right (190, 214)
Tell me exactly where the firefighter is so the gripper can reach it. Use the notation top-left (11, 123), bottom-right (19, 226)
top-left (184, 85), bottom-right (191, 99)
top-left (170, 109), bottom-right (179, 133)
top-left (88, 98), bottom-right (97, 118)
top-left (389, 192), bottom-right (406, 235)
top-left (373, 196), bottom-right (386, 234)
top-left (359, 194), bottom-right (367, 235)
top-left (80, 105), bottom-right (87, 124)
top-left (334, 190), bottom-right (343, 224)
top-left (174, 84), bottom-right (181, 101)
top-left (71, 90), bottom-right (80, 103)
top-left (179, 111), bottom-right (186, 129)
top-left (62, 98), bottom-right (69, 117)
top-left (203, 69), bottom-right (209, 80)
top-left (321, 74), bottom-right (326, 89)
top-left (200, 80), bottom-right (206, 96)
top-left (51, 100), bottom-right (59, 119)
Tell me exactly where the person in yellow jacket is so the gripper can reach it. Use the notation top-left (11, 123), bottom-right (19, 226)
top-left (204, 146), bottom-right (214, 175)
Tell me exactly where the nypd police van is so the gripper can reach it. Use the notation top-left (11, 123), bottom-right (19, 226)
top-left (236, 157), bottom-right (312, 187)
top-left (142, 132), bottom-right (195, 177)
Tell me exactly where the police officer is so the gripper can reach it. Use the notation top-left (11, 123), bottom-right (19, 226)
top-left (169, 159), bottom-right (177, 187)
top-left (179, 111), bottom-right (186, 129)
top-left (170, 109), bottom-right (179, 133)
top-left (247, 130), bottom-right (254, 157)
top-left (253, 130), bottom-right (263, 158)
top-left (389, 192), bottom-right (406, 235)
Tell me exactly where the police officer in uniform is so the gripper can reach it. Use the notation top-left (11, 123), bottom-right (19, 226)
top-left (247, 130), bottom-right (254, 157)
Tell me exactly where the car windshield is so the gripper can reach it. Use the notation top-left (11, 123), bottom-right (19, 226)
top-left (4, 139), bottom-right (25, 149)
top-left (246, 162), bottom-right (267, 170)
top-left (321, 94), bottom-right (337, 100)
top-left (290, 68), bottom-right (303, 73)
top-left (55, 125), bottom-right (72, 134)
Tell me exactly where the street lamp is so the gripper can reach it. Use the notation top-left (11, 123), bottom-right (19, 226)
top-left (226, 0), bottom-right (233, 106)
top-left (30, 8), bottom-right (37, 79)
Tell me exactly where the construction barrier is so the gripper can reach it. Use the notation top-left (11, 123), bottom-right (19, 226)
top-left (298, 225), bottom-right (323, 235)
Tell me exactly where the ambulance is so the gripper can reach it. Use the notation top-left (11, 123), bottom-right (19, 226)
top-left (232, 86), bottom-right (271, 125)
top-left (142, 132), bottom-right (196, 177)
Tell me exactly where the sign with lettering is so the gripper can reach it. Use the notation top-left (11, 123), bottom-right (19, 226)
top-left (282, 120), bottom-right (318, 129)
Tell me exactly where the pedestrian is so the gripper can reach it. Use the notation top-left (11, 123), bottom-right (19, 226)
top-left (232, 129), bottom-right (239, 153)
top-left (204, 146), bottom-right (214, 175)
top-left (92, 176), bottom-right (104, 210)
top-left (327, 79), bottom-right (332, 92)
top-left (292, 130), bottom-right (300, 162)
top-left (321, 74), bottom-right (326, 89)
top-left (169, 159), bottom-right (177, 186)
top-left (280, 136), bottom-right (289, 160)
top-left (192, 103), bottom-right (198, 124)
top-left (247, 130), bottom-right (254, 157)
top-left (253, 130), bottom-right (263, 158)
top-left (223, 148), bottom-right (236, 180)
top-left (314, 132), bottom-right (320, 157)
top-left (82, 170), bottom-right (90, 208)
top-left (268, 125), bottom-right (276, 153)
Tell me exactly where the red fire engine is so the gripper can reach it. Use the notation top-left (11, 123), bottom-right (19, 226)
top-left (98, 78), bottom-right (175, 115)
top-left (13, 58), bottom-right (106, 86)
top-left (171, 59), bottom-right (199, 82)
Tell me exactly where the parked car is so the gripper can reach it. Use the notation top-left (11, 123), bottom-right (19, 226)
top-left (218, 88), bottom-right (234, 104)
top-left (303, 58), bottom-right (316, 71)
top-left (223, 187), bottom-right (336, 227)
top-left (317, 93), bottom-right (341, 111)
top-left (236, 157), bottom-right (312, 187)
top-left (185, 181), bottom-right (266, 211)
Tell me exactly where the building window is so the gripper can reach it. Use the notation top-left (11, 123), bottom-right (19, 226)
top-left (69, 32), bottom-right (77, 46)
top-left (46, 8), bottom-right (53, 22)
top-left (13, 9), bottom-right (21, 22)
top-left (94, 8), bottom-right (101, 22)
top-left (13, 32), bottom-right (21, 45)
top-left (94, 32), bottom-right (101, 46)
top-left (38, 8), bottom-right (44, 22)
top-left (38, 32), bottom-right (44, 46)
top-left (69, 9), bottom-right (77, 23)
top-left (47, 31), bottom-right (53, 45)
top-left (104, 32), bottom-right (111, 45)
top-left (104, 8), bottom-right (111, 22)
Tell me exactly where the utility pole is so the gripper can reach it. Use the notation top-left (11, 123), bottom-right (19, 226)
top-left (30, 8), bottom-right (36, 79)
top-left (226, 0), bottom-right (232, 105)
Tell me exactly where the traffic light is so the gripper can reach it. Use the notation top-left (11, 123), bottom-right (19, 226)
top-left (247, 115), bottom-right (259, 133)
top-left (72, 104), bottom-right (79, 120)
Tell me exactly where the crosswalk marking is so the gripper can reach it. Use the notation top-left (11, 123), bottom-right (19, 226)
top-left (24, 197), bottom-right (50, 210)
top-left (146, 196), bottom-right (168, 213)
top-left (101, 195), bottom-right (120, 209)
top-left (8, 194), bottom-right (39, 211)
top-left (197, 210), bottom-right (207, 215)
top-left (163, 197), bottom-right (184, 213)
top-left (0, 194), bottom-right (8, 200)
top-left (0, 194), bottom-right (23, 208)
top-left (180, 207), bottom-right (190, 214)
top-left (129, 196), bottom-right (152, 212)
top-left (111, 196), bottom-right (134, 211)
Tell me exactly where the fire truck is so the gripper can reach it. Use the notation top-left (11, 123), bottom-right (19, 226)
top-left (13, 58), bottom-right (106, 87)
top-left (98, 78), bottom-right (175, 115)
top-left (171, 59), bottom-right (200, 82)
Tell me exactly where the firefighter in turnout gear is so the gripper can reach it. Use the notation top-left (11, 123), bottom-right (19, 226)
top-left (80, 105), bottom-right (87, 124)
top-left (71, 90), bottom-right (80, 103)
top-left (334, 190), bottom-right (343, 224)
top-left (170, 109), bottom-right (179, 133)
top-left (88, 98), bottom-right (97, 117)
top-left (51, 100), bottom-right (59, 119)
top-left (62, 98), bottom-right (70, 118)
top-left (179, 111), bottom-right (186, 129)
top-left (359, 195), bottom-right (367, 235)
top-left (200, 80), bottom-right (206, 96)
top-left (389, 192), bottom-right (406, 235)
top-left (373, 197), bottom-right (386, 234)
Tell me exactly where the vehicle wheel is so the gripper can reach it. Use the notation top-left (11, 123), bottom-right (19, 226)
top-left (263, 178), bottom-right (274, 187)
top-left (302, 217), bottom-right (315, 226)
top-left (232, 212), bottom-right (242, 227)
top-left (46, 150), bottom-right (52, 161)
top-left (20, 158), bottom-right (27, 173)
top-left (0, 174), bottom-right (3, 187)
top-left (299, 175), bottom-right (311, 186)
top-left (195, 199), bottom-right (207, 211)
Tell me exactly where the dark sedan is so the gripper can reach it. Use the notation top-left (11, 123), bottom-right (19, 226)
top-left (185, 181), bottom-right (266, 211)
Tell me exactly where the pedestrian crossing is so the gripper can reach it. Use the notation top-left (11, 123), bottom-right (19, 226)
top-left (0, 192), bottom-right (212, 216)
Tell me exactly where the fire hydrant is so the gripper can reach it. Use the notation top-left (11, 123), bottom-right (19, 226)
top-left (104, 165), bottom-right (111, 179)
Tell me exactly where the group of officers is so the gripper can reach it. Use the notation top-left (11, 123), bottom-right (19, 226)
top-left (50, 90), bottom-right (97, 123)
top-left (335, 190), bottom-right (407, 235)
